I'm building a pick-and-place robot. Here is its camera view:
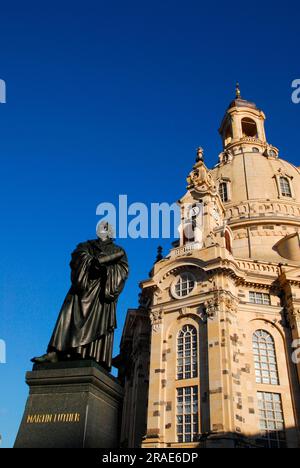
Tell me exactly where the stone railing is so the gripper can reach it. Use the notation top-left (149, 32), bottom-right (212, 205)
top-left (168, 242), bottom-right (201, 259)
top-left (240, 136), bottom-right (264, 145)
top-left (236, 260), bottom-right (280, 275)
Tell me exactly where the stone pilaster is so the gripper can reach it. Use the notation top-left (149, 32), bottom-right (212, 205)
top-left (142, 308), bottom-right (165, 448)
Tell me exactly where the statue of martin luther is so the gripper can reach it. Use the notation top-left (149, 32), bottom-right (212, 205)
top-left (32, 222), bottom-right (128, 371)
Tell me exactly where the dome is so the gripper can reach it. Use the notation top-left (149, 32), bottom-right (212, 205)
top-left (212, 152), bottom-right (300, 204)
top-left (211, 152), bottom-right (300, 263)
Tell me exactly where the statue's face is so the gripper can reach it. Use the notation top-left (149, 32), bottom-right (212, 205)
top-left (97, 221), bottom-right (113, 241)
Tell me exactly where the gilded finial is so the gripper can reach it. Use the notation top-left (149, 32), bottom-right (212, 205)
top-left (236, 82), bottom-right (241, 99)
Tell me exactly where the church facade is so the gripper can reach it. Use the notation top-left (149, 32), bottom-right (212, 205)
top-left (117, 90), bottom-right (300, 448)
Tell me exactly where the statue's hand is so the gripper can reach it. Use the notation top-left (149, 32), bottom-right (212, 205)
top-left (97, 251), bottom-right (124, 265)
top-left (96, 254), bottom-right (107, 265)
top-left (89, 258), bottom-right (106, 279)
top-left (105, 292), bottom-right (118, 303)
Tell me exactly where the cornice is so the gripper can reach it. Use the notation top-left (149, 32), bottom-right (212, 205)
top-left (228, 216), bottom-right (300, 229)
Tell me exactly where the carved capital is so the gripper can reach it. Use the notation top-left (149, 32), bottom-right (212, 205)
top-left (202, 291), bottom-right (239, 322)
top-left (219, 293), bottom-right (238, 314)
top-left (150, 309), bottom-right (163, 332)
top-left (288, 307), bottom-right (300, 324)
top-left (203, 297), bottom-right (219, 321)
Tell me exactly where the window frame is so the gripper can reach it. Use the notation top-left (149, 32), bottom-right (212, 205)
top-left (176, 386), bottom-right (199, 443)
top-left (249, 291), bottom-right (271, 305)
top-left (253, 330), bottom-right (279, 386)
top-left (219, 181), bottom-right (229, 203)
top-left (256, 391), bottom-right (286, 448)
top-left (274, 173), bottom-right (294, 199)
top-left (171, 272), bottom-right (196, 300)
top-left (177, 325), bottom-right (198, 380)
top-left (279, 176), bottom-right (292, 198)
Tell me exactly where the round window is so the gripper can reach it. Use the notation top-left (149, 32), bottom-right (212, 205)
top-left (252, 147), bottom-right (259, 153)
top-left (171, 272), bottom-right (196, 299)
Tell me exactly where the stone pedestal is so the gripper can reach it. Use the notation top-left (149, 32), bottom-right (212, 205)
top-left (14, 360), bottom-right (124, 448)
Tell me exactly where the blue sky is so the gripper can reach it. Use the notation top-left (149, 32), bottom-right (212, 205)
top-left (0, 0), bottom-right (299, 448)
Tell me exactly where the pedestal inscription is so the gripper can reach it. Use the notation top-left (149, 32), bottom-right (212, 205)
top-left (14, 361), bottom-right (124, 448)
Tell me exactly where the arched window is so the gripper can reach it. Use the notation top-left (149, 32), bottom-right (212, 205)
top-left (241, 117), bottom-right (258, 138)
top-left (177, 325), bottom-right (198, 380)
top-left (253, 330), bottom-right (279, 385)
top-left (279, 176), bottom-right (292, 197)
top-left (219, 182), bottom-right (228, 202)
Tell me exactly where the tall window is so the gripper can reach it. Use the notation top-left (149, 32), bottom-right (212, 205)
top-left (249, 291), bottom-right (271, 305)
top-left (219, 182), bottom-right (228, 202)
top-left (257, 392), bottom-right (286, 448)
top-left (176, 386), bottom-right (199, 443)
top-left (279, 177), bottom-right (292, 197)
top-left (177, 325), bottom-right (197, 380)
top-left (253, 330), bottom-right (279, 385)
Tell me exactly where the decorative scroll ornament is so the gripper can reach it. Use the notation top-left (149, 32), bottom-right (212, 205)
top-left (204, 230), bottom-right (217, 248)
top-left (294, 309), bottom-right (300, 321)
top-left (219, 293), bottom-right (239, 314)
top-left (187, 148), bottom-right (216, 193)
top-left (287, 307), bottom-right (300, 325)
top-left (218, 149), bottom-right (233, 165)
top-left (201, 291), bottom-right (239, 322)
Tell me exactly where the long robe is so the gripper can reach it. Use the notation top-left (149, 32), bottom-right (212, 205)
top-left (47, 238), bottom-right (128, 369)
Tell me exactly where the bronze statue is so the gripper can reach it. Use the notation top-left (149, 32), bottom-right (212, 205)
top-left (32, 222), bottom-right (128, 371)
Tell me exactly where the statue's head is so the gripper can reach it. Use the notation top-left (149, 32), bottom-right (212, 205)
top-left (96, 221), bottom-right (114, 241)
